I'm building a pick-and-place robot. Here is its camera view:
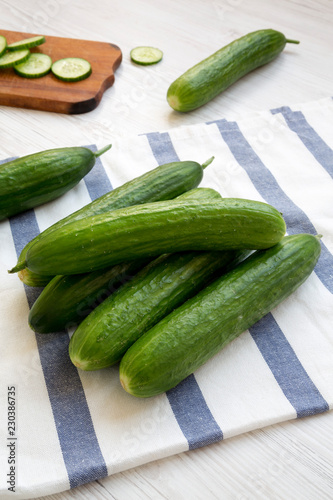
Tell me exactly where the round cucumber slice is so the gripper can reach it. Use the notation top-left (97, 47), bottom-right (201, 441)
top-left (14, 53), bottom-right (52, 78)
top-left (51, 57), bottom-right (92, 82)
top-left (0, 35), bottom-right (7, 57)
top-left (130, 46), bottom-right (163, 65)
top-left (7, 35), bottom-right (45, 51)
top-left (0, 49), bottom-right (30, 68)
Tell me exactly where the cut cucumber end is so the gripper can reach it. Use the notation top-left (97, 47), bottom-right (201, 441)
top-left (167, 92), bottom-right (183, 112)
top-left (51, 57), bottom-right (92, 82)
top-left (130, 46), bottom-right (163, 65)
top-left (7, 35), bottom-right (46, 51)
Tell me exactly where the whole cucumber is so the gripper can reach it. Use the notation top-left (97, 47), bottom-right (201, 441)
top-left (0, 144), bottom-right (111, 221)
top-left (119, 233), bottom-right (321, 398)
top-left (167, 29), bottom-right (300, 112)
top-left (21, 198), bottom-right (286, 276)
top-left (28, 188), bottom-right (222, 333)
top-left (69, 249), bottom-right (248, 371)
top-left (10, 157), bottom-right (213, 280)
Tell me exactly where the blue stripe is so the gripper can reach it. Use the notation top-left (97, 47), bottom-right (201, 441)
top-left (271, 106), bottom-right (333, 178)
top-left (7, 149), bottom-right (108, 488)
top-left (84, 145), bottom-right (113, 200)
top-left (250, 314), bottom-right (329, 417)
top-left (146, 132), bottom-right (224, 449)
top-left (166, 375), bottom-right (223, 449)
top-left (145, 132), bottom-right (180, 164)
top-left (209, 118), bottom-right (333, 294)
top-left (209, 118), bottom-right (331, 418)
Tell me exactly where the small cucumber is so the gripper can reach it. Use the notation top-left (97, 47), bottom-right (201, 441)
top-left (167, 29), bottom-right (300, 112)
top-left (119, 233), bottom-right (321, 398)
top-left (10, 157), bottom-right (213, 278)
top-left (0, 144), bottom-right (111, 221)
top-left (28, 188), bottom-right (222, 333)
top-left (22, 198), bottom-right (286, 276)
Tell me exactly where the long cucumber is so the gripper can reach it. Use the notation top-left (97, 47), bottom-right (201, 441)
top-left (10, 157), bottom-right (213, 282)
top-left (119, 233), bottom-right (321, 398)
top-left (167, 29), bottom-right (299, 112)
top-left (28, 188), bottom-right (221, 333)
top-left (69, 248), bottom-right (247, 371)
top-left (21, 198), bottom-right (286, 276)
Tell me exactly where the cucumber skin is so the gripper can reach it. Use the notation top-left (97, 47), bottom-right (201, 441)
top-left (28, 259), bottom-right (148, 333)
top-left (11, 159), bottom-right (205, 277)
top-left (119, 234), bottom-right (321, 398)
top-left (28, 188), bottom-right (221, 333)
top-left (69, 250), bottom-right (246, 370)
top-left (24, 198), bottom-right (286, 276)
top-left (167, 30), bottom-right (296, 112)
top-left (0, 147), bottom-right (97, 221)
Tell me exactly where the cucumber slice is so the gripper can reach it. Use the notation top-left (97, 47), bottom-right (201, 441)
top-left (0, 49), bottom-right (30, 68)
top-left (51, 57), bottom-right (92, 82)
top-left (7, 35), bottom-right (45, 51)
top-left (14, 53), bottom-right (52, 78)
top-left (130, 46), bottom-right (163, 65)
top-left (0, 35), bottom-right (7, 57)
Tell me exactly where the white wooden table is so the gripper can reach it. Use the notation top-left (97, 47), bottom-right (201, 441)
top-left (2, 0), bottom-right (333, 498)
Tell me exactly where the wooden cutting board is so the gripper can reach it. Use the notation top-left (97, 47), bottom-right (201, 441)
top-left (0, 30), bottom-right (122, 114)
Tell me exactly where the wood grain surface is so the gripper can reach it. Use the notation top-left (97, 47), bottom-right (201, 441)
top-left (0, 30), bottom-right (122, 114)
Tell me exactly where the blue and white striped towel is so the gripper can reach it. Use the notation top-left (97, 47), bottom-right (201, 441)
top-left (1, 97), bottom-right (332, 499)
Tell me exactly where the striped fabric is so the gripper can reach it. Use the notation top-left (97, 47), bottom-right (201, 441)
top-left (0, 97), bottom-right (332, 499)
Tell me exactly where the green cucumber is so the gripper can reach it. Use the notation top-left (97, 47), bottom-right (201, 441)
top-left (51, 57), bottom-right (92, 82)
top-left (10, 157), bottom-right (213, 278)
top-left (14, 53), bottom-right (52, 78)
top-left (29, 259), bottom-right (149, 333)
top-left (7, 35), bottom-right (46, 51)
top-left (119, 233), bottom-right (321, 398)
top-left (22, 198), bottom-right (286, 276)
top-left (0, 49), bottom-right (30, 68)
top-left (0, 144), bottom-right (111, 221)
top-left (167, 29), bottom-right (300, 112)
top-left (0, 35), bottom-right (7, 57)
top-left (69, 249), bottom-right (247, 371)
top-left (28, 188), bottom-right (221, 333)
top-left (130, 46), bottom-right (163, 65)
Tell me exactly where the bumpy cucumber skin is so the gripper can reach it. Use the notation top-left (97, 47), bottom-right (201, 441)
top-left (69, 250), bottom-right (246, 370)
top-left (167, 29), bottom-right (297, 112)
top-left (28, 188), bottom-right (220, 333)
top-left (10, 159), bottom-right (206, 276)
top-left (0, 147), bottom-right (98, 221)
top-left (119, 234), bottom-right (321, 398)
top-left (28, 259), bottom-right (148, 333)
top-left (24, 198), bottom-right (286, 276)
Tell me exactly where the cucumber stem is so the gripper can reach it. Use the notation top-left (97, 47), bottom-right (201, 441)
top-left (286, 39), bottom-right (300, 44)
top-left (201, 156), bottom-right (215, 169)
top-left (94, 144), bottom-right (112, 157)
top-left (8, 261), bottom-right (26, 274)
